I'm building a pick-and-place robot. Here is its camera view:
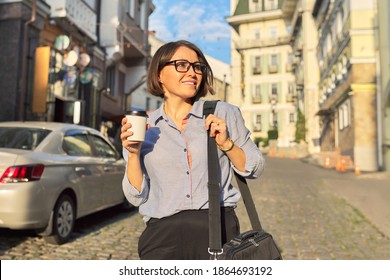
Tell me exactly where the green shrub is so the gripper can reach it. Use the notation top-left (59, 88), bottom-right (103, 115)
top-left (267, 129), bottom-right (278, 140)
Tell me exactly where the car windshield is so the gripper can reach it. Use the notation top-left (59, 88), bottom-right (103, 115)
top-left (0, 127), bottom-right (51, 150)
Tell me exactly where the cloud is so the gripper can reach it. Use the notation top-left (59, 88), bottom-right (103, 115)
top-left (149, 0), bottom-right (231, 63)
top-left (150, 0), bottom-right (230, 42)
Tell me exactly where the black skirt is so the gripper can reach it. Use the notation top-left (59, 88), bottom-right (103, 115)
top-left (138, 207), bottom-right (240, 260)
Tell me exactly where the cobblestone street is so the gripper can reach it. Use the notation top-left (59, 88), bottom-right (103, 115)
top-left (1, 157), bottom-right (389, 260)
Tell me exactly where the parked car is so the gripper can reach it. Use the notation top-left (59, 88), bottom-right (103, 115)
top-left (0, 122), bottom-right (128, 244)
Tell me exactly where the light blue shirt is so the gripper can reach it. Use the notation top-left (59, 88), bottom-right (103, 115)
top-left (122, 99), bottom-right (265, 222)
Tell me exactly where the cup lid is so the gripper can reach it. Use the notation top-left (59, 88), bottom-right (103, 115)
top-left (126, 110), bottom-right (148, 117)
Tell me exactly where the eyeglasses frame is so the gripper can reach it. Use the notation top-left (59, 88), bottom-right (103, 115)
top-left (165, 59), bottom-right (207, 75)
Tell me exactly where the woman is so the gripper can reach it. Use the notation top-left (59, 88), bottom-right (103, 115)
top-left (121, 40), bottom-right (264, 260)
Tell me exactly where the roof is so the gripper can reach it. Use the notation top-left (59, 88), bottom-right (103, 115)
top-left (0, 121), bottom-right (97, 132)
top-left (233, 0), bottom-right (249, 16)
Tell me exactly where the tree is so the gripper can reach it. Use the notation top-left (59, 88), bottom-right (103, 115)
top-left (295, 108), bottom-right (306, 143)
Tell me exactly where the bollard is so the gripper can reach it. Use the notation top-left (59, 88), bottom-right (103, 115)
top-left (355, 165), bottom-right (361, 175)
top-left (324, 157), bottom-right (331, 168)
top-left (340, 159), bottom-right (346, 172)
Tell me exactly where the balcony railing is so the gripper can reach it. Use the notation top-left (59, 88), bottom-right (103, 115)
top-left (268, 64), bottom-right (278, 73)
top-left (235, 35), bottom-right (291, 50)
top-left (252, 67), bottom-right (261, 75)
top-left (252, 96), bottom-right (262, 104)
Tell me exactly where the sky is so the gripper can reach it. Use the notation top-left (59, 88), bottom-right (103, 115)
top-left (149, 0), bottom-right (232, 64)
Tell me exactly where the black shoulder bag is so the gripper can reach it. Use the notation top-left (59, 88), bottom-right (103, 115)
top-left (203, 100), bottom-right (282, 260)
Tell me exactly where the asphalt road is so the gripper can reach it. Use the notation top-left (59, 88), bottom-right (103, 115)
top-left (1, 157), bottom-right (389, 260)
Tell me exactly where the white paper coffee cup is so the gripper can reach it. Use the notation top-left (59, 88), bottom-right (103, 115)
top-left (126, 110), bottom-right (148, 141)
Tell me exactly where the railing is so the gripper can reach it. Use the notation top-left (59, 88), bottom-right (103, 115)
top-left (235, 35), bottom-right (291, 50)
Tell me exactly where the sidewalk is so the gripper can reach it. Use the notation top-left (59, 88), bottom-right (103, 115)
top-left (301, 156), bottom-right (390, 239)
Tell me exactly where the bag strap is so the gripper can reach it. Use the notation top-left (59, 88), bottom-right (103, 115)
top-left (203, 100), bottom-right (223, 257)
top-left (203, 100), bottom-right (263, 258)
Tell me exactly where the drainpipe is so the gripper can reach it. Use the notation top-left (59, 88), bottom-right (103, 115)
top-left (19, 0), bottom-right (36, 121)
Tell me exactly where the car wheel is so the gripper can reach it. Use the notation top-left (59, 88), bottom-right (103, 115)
top-left (44, 194), bottom-right (75, 245)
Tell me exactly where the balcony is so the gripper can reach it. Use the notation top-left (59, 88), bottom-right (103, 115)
top-left (99, 1), bottom-right (149, 64)
top-left (46, 0), bottom-right (97, 42)
top-left (252, 67), bottom-right (262, 75)
top-left (286, 94), bottom-right (295, 102)
top-left (253, 124), bottom-right (262, 132)
top-left (268, 64), bottom-right (278, 73)
top-left (270, 94), bottom-right (278, 103)
top-left (235, 35), bottom-right (291, 51)
top-left (252, 95), bottom-right (262, 104)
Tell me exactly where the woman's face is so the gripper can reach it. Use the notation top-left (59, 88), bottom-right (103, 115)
top-left (159, 46), bottom-right (203, 101)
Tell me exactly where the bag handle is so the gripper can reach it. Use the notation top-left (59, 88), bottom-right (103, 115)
top-left (203, 101), bottom-right (263, 258)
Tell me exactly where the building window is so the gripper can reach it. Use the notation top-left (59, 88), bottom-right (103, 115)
top-left (254, 114), bottom-right (262, 132)
top-left (265, 0), bottom-right (278, 10)
top-left (250, 0), bottom-right (262, 12)
top-left (253, 84), bottom-right (262, 103)
top-left (269, 27), bottom-right (278, 38)
top-left (253, 56), bottom-right (261, 74)
top-left (272, 84), bottom-right (278, 95)
top-left (271, 54), bottom-right (278, 66)
top-left (289, 113), bottom-right (295, 123)
top-left (126, 0), bottom-right (135, 18)
top-left (254, 29), bottom-right (261, 40)
top-left (269, 54), bottom-right (278, 73)
top-left (338, 100), bottom-right (350, 130)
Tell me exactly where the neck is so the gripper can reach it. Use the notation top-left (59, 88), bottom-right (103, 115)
top-left (163, 98), bottom-right (193, 123)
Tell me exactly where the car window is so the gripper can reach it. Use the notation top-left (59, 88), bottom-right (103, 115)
top-left (63, 134), bottom-right (93, 156)
top-left (0, 127), bottom-right (51, 150)
top-left (89, 134), bottom-right (117, 159)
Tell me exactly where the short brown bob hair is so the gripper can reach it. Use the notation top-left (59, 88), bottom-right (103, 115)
top-left (147, 40), bottom-right (215, 98)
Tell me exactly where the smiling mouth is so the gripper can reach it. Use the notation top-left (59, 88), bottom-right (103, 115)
top-left (183, 81), bottom-right (197, 86)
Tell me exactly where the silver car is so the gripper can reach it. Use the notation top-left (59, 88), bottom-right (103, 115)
top-left (0, 122), bottom-right (127, 244)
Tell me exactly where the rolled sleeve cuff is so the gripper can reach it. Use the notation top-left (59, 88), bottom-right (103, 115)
top-left (122, 174), bottom-right (148, 207)
top-left (232, 148), bottom-right (265, 178)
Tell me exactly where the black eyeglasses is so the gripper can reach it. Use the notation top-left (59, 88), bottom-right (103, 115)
top-left (165, 60), bottom-right (207, 74)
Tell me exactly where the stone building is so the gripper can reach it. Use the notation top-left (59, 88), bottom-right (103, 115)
top-left (226, 0), bottom-right (298, 147)
top-left (377, 0), bottom-right (390, 171)
top-left (313, 0), bottom-right (379, 171)
top-left (290, 0), bottom-right (321, 154)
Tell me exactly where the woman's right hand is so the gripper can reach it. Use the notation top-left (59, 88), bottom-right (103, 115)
top-left (121, 117), bottom-right (142, 156)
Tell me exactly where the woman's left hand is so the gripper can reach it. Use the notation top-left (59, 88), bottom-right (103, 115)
top-left (205, 114), bottom-right (229, 147)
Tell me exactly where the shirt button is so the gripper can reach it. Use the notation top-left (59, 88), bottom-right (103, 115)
top-left (186, 171), bottom-right (190, 175)
top-left (184, 148), bottom-right (187, 152)
top-left (186, 194), bottom-right (190, 198)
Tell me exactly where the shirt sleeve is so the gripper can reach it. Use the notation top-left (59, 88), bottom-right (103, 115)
top-left (121, 148), bottom-right (149, 207)
top-left (222, 104), bottom-right (265, 178)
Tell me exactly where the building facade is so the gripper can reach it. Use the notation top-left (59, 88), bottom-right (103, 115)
top-left (313, 0), bottom-right (379, 171)
top-left (227, 0), bottom-right (298, 147)
top-left (290, 0), bottom-right (321, 153)
top-left (377, 0), bottom-right (390, 171)
top-left (0, 0), bottom-right (154, 142)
